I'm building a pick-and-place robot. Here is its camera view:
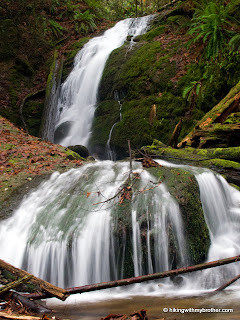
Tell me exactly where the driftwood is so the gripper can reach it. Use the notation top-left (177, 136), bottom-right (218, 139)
top-left (0, 275), bottom-right (33, 297)
top-left (25, 255), bottom-right (240, 300)
top-left (215, 273), bottom-right (240, 292)
top-left (0, 259), bottom-right (68, 301)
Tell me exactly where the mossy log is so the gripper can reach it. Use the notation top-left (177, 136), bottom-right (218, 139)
top-left (0, 275), bottom-right (33, 297)
top-left (178, 81), bottom-right (240, 148)
top-left (0, 259), bottom-right (68, 301)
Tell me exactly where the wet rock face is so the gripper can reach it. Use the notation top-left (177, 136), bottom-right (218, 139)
top-left (54, 121), bottom-right (73, 144)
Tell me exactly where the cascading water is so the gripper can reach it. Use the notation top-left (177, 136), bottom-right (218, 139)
top-left (193, 172), bottom-right (240, 289)
top-left (54, 16), bottom-right (153, 148)
top-left (1, 158), bottom-right (239, 294)
top-left (0, 161), bottom-right (189, 289)
top-left (156, 160), bottom-right (240, 291)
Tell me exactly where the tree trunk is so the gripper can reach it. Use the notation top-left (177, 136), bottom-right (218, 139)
top-left (25, 255), bottom-right (240, 300)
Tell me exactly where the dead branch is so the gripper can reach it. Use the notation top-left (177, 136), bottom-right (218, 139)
top-left (9, 292), bottom-right (52, 314)
top-left (215, 273), bottom-right (240, 292)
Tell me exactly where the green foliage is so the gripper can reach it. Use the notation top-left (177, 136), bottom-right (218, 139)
top-left (229, 34), bottom-right (240, 51)
top-left (74, 9), bottom-right (97, 34)
top-left (188, 0), bottom-right (239, 58)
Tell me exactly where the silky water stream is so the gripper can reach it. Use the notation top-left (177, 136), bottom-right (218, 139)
top-left (0, 160), bottom-right (240, 319)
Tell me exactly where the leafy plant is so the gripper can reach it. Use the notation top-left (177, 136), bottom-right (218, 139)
top-left (229, 34), bottom-right (240, 51)
top-left (188, 0), bottom-right (238, 59)
top-left (74, 10), bottom-right (97, 34)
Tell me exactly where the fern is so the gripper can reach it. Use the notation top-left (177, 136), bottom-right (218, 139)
top-left (74, 10), bottom-right (97, 35)
top-left (48, 19), bottom-right (65, 38)
top-left (229, 34), bottom-right (240, 51)
top-left (188, 0), bottom-right (238, 59)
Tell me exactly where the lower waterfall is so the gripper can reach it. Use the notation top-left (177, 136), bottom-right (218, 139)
top-left (0, 160), bottom-right (240, 295)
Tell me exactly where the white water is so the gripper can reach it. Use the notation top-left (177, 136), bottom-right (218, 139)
top-left (54, 16), bottom-right (152, 148)
top-left (0, 161), bottom-right (189, 289)
top-left (0, 158), bottom-right (239, 298)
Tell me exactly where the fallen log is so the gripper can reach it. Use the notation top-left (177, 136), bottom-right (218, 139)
top-left (9, 292), bottom-right (52, 314)
top-left (25, 255), bottom-right (240, 300)
top-left (0, 275), bottom-right (33, 297)
top-left (0, 259), bottom-right (68, 301)
top-left (215, 273), bottom-right (240, 292)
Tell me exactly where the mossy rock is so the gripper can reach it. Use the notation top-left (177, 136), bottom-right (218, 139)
top-left (147, 166), bottom-right (210, 265)
top-left (62, 37), bottom-right (89, 81)
top-left (65, 148), bottom-right (85, 161)
top-left (67, 145), bottom-right (89, 159)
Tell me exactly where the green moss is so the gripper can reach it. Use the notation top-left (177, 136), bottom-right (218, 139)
top-left (202, 158), bottom-right (240, 170)
top-left (62, 37), bottom-right (89, 80)
top-left (45, 51), bottom-right (58, 97)
top-left (65, 149), bottom-right (85, 161)
top-left (145, 140), bottom-right (240, 164)
top-left (135, 25), bottom-right (165, 41)
top-left (224, 112), bottom-right (240, 124)
top-left (89, 100), bottom-right (120, 152)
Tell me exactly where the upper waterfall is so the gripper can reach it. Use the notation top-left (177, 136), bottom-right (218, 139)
top-left (54, 16), bottom-right (153, 148)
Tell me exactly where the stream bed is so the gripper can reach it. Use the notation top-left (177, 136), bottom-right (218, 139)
top-left (48, 287), bottom-right (240, 319)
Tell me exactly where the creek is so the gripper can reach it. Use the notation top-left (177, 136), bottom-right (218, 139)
top-left (1, 14), bottom-right (240, 320)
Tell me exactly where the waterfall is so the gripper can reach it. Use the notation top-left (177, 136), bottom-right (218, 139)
top-left (54, 16), bottom-right (153, 148)
top-left (194, 172), bottom-right (240, 288)
top-left (0, 161), bottom-right (189, 288)
top-left (0, 160), bottom-right (240, 292)
top-left (156, 160), bottom-right (240, 290)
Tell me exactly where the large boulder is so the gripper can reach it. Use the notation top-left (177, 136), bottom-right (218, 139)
top-left (67, 145), bottom-right (90, 159)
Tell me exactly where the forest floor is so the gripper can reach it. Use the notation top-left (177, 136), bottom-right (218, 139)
top-left (0, 116), bottom-right (84, 206)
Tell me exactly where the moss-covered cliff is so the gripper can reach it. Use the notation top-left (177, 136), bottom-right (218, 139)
top-left (89, 5), bottom-right (240, 158)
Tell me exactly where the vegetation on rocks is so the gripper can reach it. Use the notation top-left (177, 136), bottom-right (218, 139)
top-left (90, 0), bottom-right (240, 157)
